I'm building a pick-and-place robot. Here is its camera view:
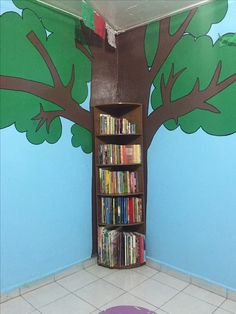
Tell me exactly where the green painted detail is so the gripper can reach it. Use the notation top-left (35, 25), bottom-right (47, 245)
top-left (81, 0), bottom-right (95, 30)
top-left (145, 21), bottom-right (160, 67)
top-left (170, 0), bottom-right (228, 37)
top-left (71, 124), bottom-right (92, 153)
top-left (159, 35), bottom-right (236, 135)
top-left (0, 90), bottom-right (62, 144)
top-left (145, 0), bottom-right (228, 69)
top-left (146, 0), bottom-right (236, 137)
top-left (1, 1), bottom-right (92, 153)
top-left (219, 33), bottom-right (236, 47)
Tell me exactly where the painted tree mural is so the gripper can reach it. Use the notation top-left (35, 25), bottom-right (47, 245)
top-left (0, 0), bottom-right (93, 153)
top-left (1, 0), bottom-right (236, 252)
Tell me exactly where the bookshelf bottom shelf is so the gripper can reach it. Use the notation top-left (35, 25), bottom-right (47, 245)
top-left (97, 261), bottom-right (146, 269)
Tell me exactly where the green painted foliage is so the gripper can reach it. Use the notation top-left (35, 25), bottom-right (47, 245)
top-left (0, 2), bottom-right (92, 152)
top-left (219, 32), bottom-right (236, 47)
top-left (145, 21), bottom-right (160, 67)
top-left (152, 34), bottom-right (236, 135)
top-left (170, 0), bottom-right (228, 37)
top-left (147, 0), bottom-right (236, 137)
top-left (71, 124), bottom-right (92, 153)
top-left (145, 0), bottom-right (228, 67)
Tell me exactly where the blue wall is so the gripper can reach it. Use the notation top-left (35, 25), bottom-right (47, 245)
top-left (0, 1), bottom-right (92, 292)
top-left (0, 119), bottom-right (92, 292)
top-left (147, 0), bottom-right (236, 291)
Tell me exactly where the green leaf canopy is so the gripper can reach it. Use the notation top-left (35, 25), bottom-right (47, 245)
top-left (0, 1), bottom-right (92, 152)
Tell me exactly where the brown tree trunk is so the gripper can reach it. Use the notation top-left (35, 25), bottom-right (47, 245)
top-left (89, 26), bottom-right (152, 255)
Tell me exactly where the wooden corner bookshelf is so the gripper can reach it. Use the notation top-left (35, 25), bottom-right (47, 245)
top-left (93, 102), bottom-right (146, 269)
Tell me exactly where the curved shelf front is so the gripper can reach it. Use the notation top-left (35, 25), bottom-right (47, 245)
top-left (97, 192), bottom-right (144, 197)
top-left (97, 163), bottom-right (142, 168)
top-left (96, 133), bottom-right (142, 138)
top-left (98, 261), bottom-right (146, 269)
top-left (98, 222), bottom-right (144, 227)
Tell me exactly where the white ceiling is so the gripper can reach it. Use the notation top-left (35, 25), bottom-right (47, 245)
top-left (36, 0), bottom-right (212, 33)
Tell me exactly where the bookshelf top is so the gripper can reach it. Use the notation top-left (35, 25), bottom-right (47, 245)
top-left (94, 102), bottom-right (142, 108)
top-left (94, 103), bottom-right (142, 111)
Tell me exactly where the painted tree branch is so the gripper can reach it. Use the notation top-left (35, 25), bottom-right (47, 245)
top-left (146, 62), bottom-right (236, 147)
top-left (149, 8), bottom-right (197, 82)
top-left (27, 32), bottom-right (62, 87)
top-left (0, 32), bottom-right (92, 132)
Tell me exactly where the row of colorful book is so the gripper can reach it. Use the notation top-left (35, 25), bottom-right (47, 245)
top-left (99, 169), bottom-right (139, 194)
top-left (99, 114), bottom-right (136, 135)
top-left (98, 144), bottom-right (141, 165)
top-left (98, 227), bottom-right (146, 267)
top-left (100, 197), bottom-right (143, 225)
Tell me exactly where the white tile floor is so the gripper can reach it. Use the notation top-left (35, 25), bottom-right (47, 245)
top-left (1, 264), bottom-right (236, 314)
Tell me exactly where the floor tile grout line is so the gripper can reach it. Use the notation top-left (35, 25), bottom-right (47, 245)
top-left (97, 291), bottom-right (127, 311)
top-left (211, 298), bottom-right (236, 314)
top-left (155, 307), bottom-right (170, 314)
top-left (211, 300), bottom-right (223, 314)
top-left (126, 291), bottom-right (160, 311)
top-left (115, 273), bottom-right (185, 310)
top-left (71, 290), bottom-right (102, 311)
top-left (85, 274), bottom-right (159, 311)
top-left (158, 283), bottom-right (192, 310)
top-left (130, 267), bottom-right (160, 278)
top-left (20, 280), bottom-right (58, 297)
top-left (151, 276), bottom-right (189, 292)
top-left (56, 278), bottom-right (102, 311)
top-left (189, 282), bottom-right (228, 299)
top-left (70, 277), bottom-right (127, 311)
top-left (99, 277), bottom-right (138, 294)
top-left (22, 290), bottom-right (71, 312)
top-left (56, 276), bottom-right (100, 294)
top-left (101, 270), bottom-right (150, 291)
top-left (22, 261), bottom-right (96, 297)
top-left (127, 276), bottom-right (181, 310)
top-left (21, 294), bottom-right (43, 312)
top-left (96, 274), bottom-right (169, 312)
top-left (77, 288), bottom-right (127, 311)
top-left (128, 283), bottom-right (182, 310)
top-left (180, 289), bottom-right (227, 308)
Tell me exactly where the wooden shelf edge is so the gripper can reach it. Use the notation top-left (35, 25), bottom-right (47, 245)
top-left (98, 222), bottom-right (144, 227)
top-left (97, 192), bottom-right (144, 197)
top-left (96, 133), bottom-right (142, 137)
top-left (95, 102), bottom-right (142, 108)
top-left (97, 261), bottom-right (146, 269)
top-left (97, 163), bottom-right (142, 167)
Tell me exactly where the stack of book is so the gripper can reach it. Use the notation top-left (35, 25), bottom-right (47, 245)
top-left (99, 114), bottom-right (136, 135)
top-left (97, 227), bottom-right (120, 267)
top-left (98, 227), bottom-right (146, 267)
top-left (98, 144), bottom-right (141, 165)
top-left (99, 169), bottom-right (139, 194)
top-left (122, 232), bottom-right (146, 266)
top-left (100, 197), bottom-right (143, 224)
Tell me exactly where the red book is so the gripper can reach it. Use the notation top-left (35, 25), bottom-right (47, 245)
top-left (130, 198), bottom-right (134, 223)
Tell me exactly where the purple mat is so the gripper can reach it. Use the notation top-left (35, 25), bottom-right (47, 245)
top-left (100, 306), bottom-right (156, 314)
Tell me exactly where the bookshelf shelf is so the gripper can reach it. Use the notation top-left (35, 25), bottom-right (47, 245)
top-left (97, 192), bottom-right (144, 197)
top-left (98, 262), bottom-right (146, 270)
top-left (96, 163), bottom-right (142, 168)
top-left (98, 222), bottom-right (144, 227)
top-left (94, 103), bottom-right (146, 269)
top-left (96, 134), bottom-right (142, 138)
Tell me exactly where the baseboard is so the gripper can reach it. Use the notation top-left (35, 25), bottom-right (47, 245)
top-left (0, 257), bottom-right (97, 304)
top-left (146, 257), bottom-right (236, 302)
